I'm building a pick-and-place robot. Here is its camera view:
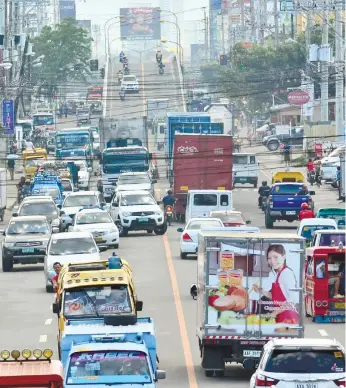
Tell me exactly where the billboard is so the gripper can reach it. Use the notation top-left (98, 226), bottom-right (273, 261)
top-left (2, 99), bottom-right (14, 135)
top-left (59, 0), bottom-right (76, 21)
top-left (190, 44), bottom-right (205, 64)
top-left (120, 7), bottom-right (161, 40)
top-left (77, 19), bottom-right (91, 34)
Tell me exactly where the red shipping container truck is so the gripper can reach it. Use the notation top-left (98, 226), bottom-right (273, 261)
top-left (172, 133), bottom-right (233, 220)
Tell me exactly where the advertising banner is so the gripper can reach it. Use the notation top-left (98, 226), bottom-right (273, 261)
top-left (2, 99), bottom-right (14, 135)
top-left (190, 44), bottom-right (205, 65)
top-left (59, 0), bottom-right (76, 21)
top-left (207, 241), bottom-right (302, 337)
top-left (120, 7), bottom-right (161, 40)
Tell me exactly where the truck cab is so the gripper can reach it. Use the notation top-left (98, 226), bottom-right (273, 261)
top-left (311, 230), bottom-right (346, 247)
top-left (185, 190), bottom-right (233, 224)
top-left (233, 153), bottom-right (259, 188)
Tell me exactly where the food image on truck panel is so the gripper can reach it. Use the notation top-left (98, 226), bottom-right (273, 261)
top-left (206, 241), bottom-right (301, 336)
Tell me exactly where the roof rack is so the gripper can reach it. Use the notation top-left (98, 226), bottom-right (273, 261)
top-left (68, 263), bottom-right (107, 272)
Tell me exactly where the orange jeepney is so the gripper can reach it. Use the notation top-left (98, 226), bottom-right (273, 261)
top-left (0, 349), bottom-right (63, 388)
top-left (304, 245), bottom-right (345, 323)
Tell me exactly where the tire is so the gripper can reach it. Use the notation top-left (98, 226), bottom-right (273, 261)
top-left (254, 182), bottom-right (257, 188)
top-left (180, 252), bottom-right (188, 260)
top-left (147, 230), bottom-right (153, 234)
top-left (265, 212), bottom-right (274, 229)
top-left (46, 284), bottom-right (54, 293)
top-left (2, 257), bottom-right (13, 272)
top-left (267, 141), bottom-right (279, 151)
top-left (154, 223), bottom-right (167, 235)
top-left (205, 370), bottom-right (214, 378)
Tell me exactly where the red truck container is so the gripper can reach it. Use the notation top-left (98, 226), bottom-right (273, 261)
top-left (172, 133), bottom-right (233, 220)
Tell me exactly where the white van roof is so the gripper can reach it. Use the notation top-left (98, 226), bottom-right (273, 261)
top-left (299, 218), bottom-right (338, 227)
top-left (188, 189), bottom-right (232, 194)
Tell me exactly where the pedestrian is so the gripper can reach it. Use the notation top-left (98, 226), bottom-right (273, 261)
top-left (336, 166), bottom-right (342, 200)
top-left (7, 158), bottom-right (15, 180)
top-left (283, 142), bottom-right (291, 166)
top-left (63, 104), bottom-right (68, 118)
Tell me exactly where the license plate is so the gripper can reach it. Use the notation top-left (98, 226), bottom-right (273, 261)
top-left (95, 237), bottom-right (103, 242)
top-left (138, 217), bottom-right (148, 223)
top-left (22, 248), bottom-right (34, 253)
top-left (286, 211), bottom-right (296, 215)
top-left (243, 350), bottom-right (261, 358)
top-left (335, 303), bottom-right (345, 309)
top-left (296, 384), bottom-right (318, 388)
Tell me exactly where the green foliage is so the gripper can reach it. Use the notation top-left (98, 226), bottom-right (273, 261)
top-left (32, 18), bottom-right (91, 92)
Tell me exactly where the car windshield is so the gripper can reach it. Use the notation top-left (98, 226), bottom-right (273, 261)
top-left (265, 348), bottom-right (345, 374)
top-left (319, 233), bottom-right (346, 246)
top-left (77, 109), bottom-right (89, 114)
top-left (118, 175), bottom-right (150, 185)
top-left (33, 115), bottom-right (54, 125)
top-left (273, 184), bottom-right (302, 194)
top-left (20, 202), bottom-right (58, 217)
top-left (49, 237), bottom-right (97, 255)
top-left (329, 146), bottom-right (345, 157)
top-left (120, 194), bottom-right (155, 206)
top-left (64, 195), bottom-right (97, 207)
top-left (187, 220), bottom-right (223, 230)
top-left (63, 286), bottom-right (132, 318)
top-left (62, 180), bottom-right (73, 191)
top-left (76, 212), bottom-right (112, 225)
top-left (301, 225), bottom-right (336, 240)
top-left (123, 76), bottom-right (136, 82)
top-left (211, 213), bottom-right (244, 223)
top-left (32, 187), bottom-right (60, 200)
top-left (25, 158), bottom-right (44, 167)
top-left (7, 219), bottom-right (49, 234)
top-left (67, 350), bottom-right (150, 384)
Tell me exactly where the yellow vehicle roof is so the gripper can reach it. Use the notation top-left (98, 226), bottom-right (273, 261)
top-left (272, 171), bottom-right (305, 183)
top-left (59, 259), bottom-right (133, 290)
top-left (23, 149), bottom-right (47, 157)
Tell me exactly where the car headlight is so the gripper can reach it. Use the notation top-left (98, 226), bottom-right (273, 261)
top-left (154, 211), bottom-right (163, 216)
top-left (109, 228), bottom-right (118, 233)
top-left (122, 212), bottom-right (132, 217)
top-left (51, 219), bottom-right (60, 226)
top-left (4, 242), bottom-right (14, 248)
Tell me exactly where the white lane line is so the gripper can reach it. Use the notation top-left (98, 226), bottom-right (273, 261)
top-left (39, 335), bottom-right (47, 343)
top-left (260, 169), bottom-right (272, 180)
top-left (45, 318), bottom-right (53, 325)
top-left (319, 329), bottom-right (329, 337)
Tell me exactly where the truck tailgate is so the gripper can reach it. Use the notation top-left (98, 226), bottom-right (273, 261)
top-left (272, 195), bottom-right (309, 209)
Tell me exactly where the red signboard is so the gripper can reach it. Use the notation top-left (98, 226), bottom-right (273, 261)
top-left (287, 90), bottom-right (310, 105)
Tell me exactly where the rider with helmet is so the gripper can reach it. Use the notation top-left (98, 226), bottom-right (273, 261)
top-left (298, 202), bottom-right (315, 221)
top-left (119, 51), bottom-right (125, 62)
top-left (258, 180), bottom-right (271, 207)
top-left (162, 190), bottom-right (175, 207)
top-left (156, 50), bottom-right (162, 63)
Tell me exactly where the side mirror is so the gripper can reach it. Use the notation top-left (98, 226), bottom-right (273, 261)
top-left (13, 205), bottom-right (19, 211)
top-left (309, 191), bottom-right (315, 195)
top-left (52, 302), bottom-right (59, 314)
top-left (190, 284), bottom-right (197, 299)
top-left (243, 359), bottom-right (257, 370)
top-left (177, 227), bottom-right (183, 233)
top-left (155, 370), bottom-right (166, 380)
top-left (151, 179), bottom-right (157, 184)
top-left (87, 167), bottom-right (92, 172)
top-left (52, 227), bottom-right (59, 233)
top-left (60, 210), bottom-right (65, 215)
top-left (57, 204), bottom-right (62, 209)
top-left (135, 300), bottom-right (143, 311)
top-left (100, 202), bottom-right (106, 207)
top-left (246, 220), bottom-right (251, 225)
top-left (0, 230), bottom-right (5, 235)
top-left (99, 246), bottom-right (108, 252)
top-left (12, 212), bottom-right (18, 217)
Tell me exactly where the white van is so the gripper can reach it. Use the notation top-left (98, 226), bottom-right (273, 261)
top-left (233, 153), bottom-right (259, 188)
top-left (185, 190), bottom-right (233, 224)
top-left (297, 218), bottom-right (338, 243)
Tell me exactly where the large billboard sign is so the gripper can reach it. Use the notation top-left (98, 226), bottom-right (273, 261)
top-left (59, 0), bottom-right (76, 21)
top-left (120, 7), bottom-right (161, 40)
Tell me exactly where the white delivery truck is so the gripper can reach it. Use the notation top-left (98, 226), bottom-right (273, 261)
top-left (190, 231), bottom-right (305, 377)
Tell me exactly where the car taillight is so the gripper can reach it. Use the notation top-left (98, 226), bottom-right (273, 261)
top-left (182, 233), bottom-right (192, 242)
top-left (308, 197), bottom-right (312, 203)
top-left (335, 380), bottom-right (346, 387)
top-left (255, 375), bottom-right (278, 387)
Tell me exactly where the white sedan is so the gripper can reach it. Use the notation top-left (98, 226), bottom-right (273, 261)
top-left (69, 208), bottom-right (119, 248)
top-left (121, 75), bottom-right (139, 92)
top-left (247, 338), bottom-right (345, 388)
top-left (177, 218), bottom-right (224, 259)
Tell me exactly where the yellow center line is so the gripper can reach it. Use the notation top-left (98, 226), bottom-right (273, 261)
top-left (141, 62), bottom-right (198, 388)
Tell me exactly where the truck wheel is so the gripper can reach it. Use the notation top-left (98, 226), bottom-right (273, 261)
top-left (2, 257), bottom-right (13, 272)
top-left (265, 212), bottom-right (274, 228)
top-left (154, 224), bottom-right (167, 235)
top-left (267, 141), bottom-right (279, 151)
top-left (147, 230), bottom-right (153, 234)
top-left (254, 182), bottom-right (258, 188)
top-left (205, 370), bottom-right (214, 377)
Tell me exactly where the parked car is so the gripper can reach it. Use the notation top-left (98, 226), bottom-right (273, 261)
top-left (321, 145), bottom-right (345, 183)
top-left (263, 129), bottom-right (304, 151)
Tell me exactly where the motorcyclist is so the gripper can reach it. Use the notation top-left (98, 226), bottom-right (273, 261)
top-left (117, 69), bottom-right (123, 79)
top-left (119, 89), bottom-right (125, 100)
top-left (258, 180), bottom-right (271, 207)
top-left (162, 190), bottom-right (175, 207)
top-left (20, 179), bottom-right (31, 200)
top-left (307, 158), bottom-right (314, 181)
top-left (156, 50), bottom-right (162, 63)
top-left (122, 57), bottom-right (128, 67)
top-left (17, 176), bottom-right (26, 202)
top-left (296, 184), bottom-right (309, 196)
top-left (119, 51), bottom-right (125, 62)
top-left (313, 156), bottom-right (321, 180)
top-left (298, 202), bottom-right (315, 221)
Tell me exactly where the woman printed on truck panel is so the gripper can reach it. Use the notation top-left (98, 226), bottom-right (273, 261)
top-left (253, 244), bottom-right (299, 324)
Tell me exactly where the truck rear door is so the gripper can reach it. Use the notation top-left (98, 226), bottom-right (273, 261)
top-left (190, 192), bottom-right (218, 218)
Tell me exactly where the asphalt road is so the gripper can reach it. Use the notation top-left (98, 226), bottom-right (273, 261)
top-left (0, 60), bottom-right (344, 388)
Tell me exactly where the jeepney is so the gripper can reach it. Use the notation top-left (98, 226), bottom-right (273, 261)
top-left (304, 245), bottom-right (345, 323)
top-left (316, 207), bottom-right (346, 229)
top-left (53, 254), bottom-right (143, 343)
top-left (272, 171), bottom-right (305, 184)
top-left (0, 348), bottom-right (63, 387)
top-left (23, 148), bottom-right (48, 179)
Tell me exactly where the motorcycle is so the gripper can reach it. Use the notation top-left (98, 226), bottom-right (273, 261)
top-left (159, 66), bottom-right (164, 75)
top-left (308, 170), bottom-right (316, 186)
top-left (165, 205), bottom-right (173, 226)
top-left (259, 194), bottom-right (269, 212)
top-left (119, 90), bottom-right (125, 101)
top-left (124, 68), bottom-right (130, 75)
top-left (117, 74), bottom-right (123, 85)
top-left (316, 173), bottom-right (322, 188)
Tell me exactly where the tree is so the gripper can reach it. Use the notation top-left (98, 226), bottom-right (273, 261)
top-left (32, 18), bottom-right (92, 98)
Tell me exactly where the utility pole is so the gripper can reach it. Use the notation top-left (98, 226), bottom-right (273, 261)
top-left (250, 0), bottom-right (256, 43)
top-left (344, 0), bottom-right (346, 142)
top-left (320, 7), bottom-right (329, 121)
top-left (221, 11), bottom-right (225, 54)
top-left (273, 0), bottom-right (279, 47)
top-left (202, 7), bottom-right (208, 62)
top-left (334, 4), bottom-right (343, 140)
top-left (240, 0), bottom-right (245, 27)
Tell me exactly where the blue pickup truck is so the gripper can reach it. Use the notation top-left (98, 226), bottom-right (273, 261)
top-left (265, 183), bottom-right (314, 228)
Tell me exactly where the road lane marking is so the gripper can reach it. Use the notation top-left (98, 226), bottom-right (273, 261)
top-left (319, 329), bottom-right (329, 337)
top-left (163, 235), bottom-right (198, 388)
top-left (45, 318), bottom-right (52, 325)
top-left (260, 169), bottom-right (272, 180)
top-left (39, 335), bottom-right (47, 343)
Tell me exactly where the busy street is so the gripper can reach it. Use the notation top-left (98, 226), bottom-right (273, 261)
top-left (0, 52), bottom-right (344, 388)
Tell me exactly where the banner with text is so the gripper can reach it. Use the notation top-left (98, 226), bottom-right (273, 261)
top-left (120, 7), bottom-right (161, 40)
top-left (59, 0), bottom-right (76, 21)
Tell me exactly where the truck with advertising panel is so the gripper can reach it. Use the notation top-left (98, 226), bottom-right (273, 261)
top-left (60, 316), bottom-right (166, 386)
top-left (0, 349), bottom-right (63, 387)
top-left (146, 99), bottom-right (169, 128)
top-left (190, 231), bottom-right (305, 377)
top-left (53, 255), bottom-right (143, 338)
top-left (55, 127), bottom-right (93, 160)
top-left (172, 133), bottom-right (233, 221)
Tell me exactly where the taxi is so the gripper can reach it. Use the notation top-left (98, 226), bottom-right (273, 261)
top-left (23, 148), bottom-right (48, 179)
top-left (52, 254), bottom-right (143, 344)
top-left (272, 170), bottom-right (305, 184)
top-left (68, 206), bottom-right (119, 248)
top-left (304, 242), bottom-right (345, 323)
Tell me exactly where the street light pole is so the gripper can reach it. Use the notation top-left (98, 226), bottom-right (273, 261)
top-left (104, 15), bottom-right (123, 59)
top-left (158, 9), bottom-right (179, 52)
top-left (161, 40), bottom-right (184, 63)
top-left (159, 20), bottom-right (181, 62)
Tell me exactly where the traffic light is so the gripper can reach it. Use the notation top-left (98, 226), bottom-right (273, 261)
top-left (220, 54), bottom-right (228, 66)
top-left (100, 67), bottom-right (105, 79)
top-left (90, 59), bottom-right (99, 72)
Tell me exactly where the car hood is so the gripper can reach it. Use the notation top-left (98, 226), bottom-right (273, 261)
top-left (117, 183), bottom-right (151, 192)
top-left (62, 206), bottom-right (86, 216)
top-left (120, 204), bottom-right (161, 213)
top-left (73, 223), bottom-right (116, 232)
top-left (78, 171), bottom-right (89, 179)
top-left (322, 156), bottom-right (340, 164)
top-left (5, 233), bottom-right (50, 243)
top-left (47, 252), bottom-right (100, 270)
